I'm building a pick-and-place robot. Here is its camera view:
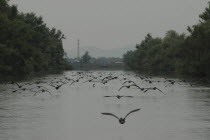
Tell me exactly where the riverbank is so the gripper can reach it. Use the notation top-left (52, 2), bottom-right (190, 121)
top-left (0, 69), bottom-right (71, 84)
top-left (72, 63), bottom-right (124, 70)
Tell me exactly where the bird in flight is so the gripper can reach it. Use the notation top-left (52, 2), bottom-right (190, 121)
top-left (104, 95), bottom-right (133, 99)
top-left (101, 108), bottom-right (140, 124)
top-left (122, 80), bottom-right (137, 85)
top-left (33, 89), bottom-right (52, 96)
top-left (144, 87), bottom-right (165, 94)
top-left (118, 84), bottom-right (143, 91)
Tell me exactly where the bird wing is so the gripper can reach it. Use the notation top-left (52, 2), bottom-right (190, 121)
top-left (49, 84), bottom-right (56, 88)
top-left (76, 77), bottom-right (82, 81)
top-left (143, 88), bottom-right (151, 93)
top-left (58, 83), bottom-right (64, 88)
top-left (104, 96), bottom-right (112, 97)
top-left (34, 91), bottom-right (40, 96)
top-left (33, 86), bottom-right (48, 90)
top-left (101, 113), bottom-right (120, 120)
top-left (165, 83), bottom-right (171, 87)
top-left (118, 86), bottom-right (126, 91)
top-left (122, 81), bottom-right (129, 85)
top-left (69, 81), bottom-right (75, 86)
top-left (124, 108), bottom-right (141, 119)
top-left (124, 96), bottom-right (133, 98)
top-left (156, 88), bottom-right (165, 94)
top-left (45, 90), bottom-right (52, 96)
top-left (101, 76), bottom-right (111, 82)
top-left (131, 84), bottom-right (141, 89)
top-left (103, 78), bottom-right (111, 84)
top-left (131, 81), bottom-right (138, 85)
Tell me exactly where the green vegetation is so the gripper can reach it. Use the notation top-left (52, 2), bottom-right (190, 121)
top-left (123, 2), bottom-right (210, 78)
top-left (81, 51), bottom-right (91, 65)
top-left (0, 0), bottom-right (72, 76)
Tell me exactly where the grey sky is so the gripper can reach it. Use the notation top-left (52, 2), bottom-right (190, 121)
top-left (10, 0), bottom-right (209, 52)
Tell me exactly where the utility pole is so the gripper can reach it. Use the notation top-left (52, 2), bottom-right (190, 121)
top-left (77, 39), bottom-right (80, 60)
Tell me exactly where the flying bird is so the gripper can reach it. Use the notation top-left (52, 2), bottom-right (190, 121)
top-left (118, 84), bottom-right (142, 91)
top-left (33, 89), bottom-right (52, 96)
top-left (122, 80), bottom-right (137, 85)
top-left (104, 95), bottom-right (133, 99)
top-left (144, 87), bottom-right (165, 94)
top-left (101, 108), bottom-right (140, 124)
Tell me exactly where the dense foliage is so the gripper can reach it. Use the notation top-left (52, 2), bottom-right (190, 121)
top-left (0, 0), bottom-right (71, 76)
top-left (123, 2), bottom-right (210, 78)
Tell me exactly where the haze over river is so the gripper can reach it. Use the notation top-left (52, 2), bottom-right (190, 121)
top-left (0, 71), bottom-right (210, 140)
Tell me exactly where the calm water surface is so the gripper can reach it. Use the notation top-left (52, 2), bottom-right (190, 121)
top-left (0, 71), bottom-right (210, 140)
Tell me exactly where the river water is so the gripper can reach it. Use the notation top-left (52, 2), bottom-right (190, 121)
top-left (0, 71), bottom-right (210, 140)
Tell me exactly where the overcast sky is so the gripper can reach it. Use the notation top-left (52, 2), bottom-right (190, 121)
top-left (10, 0), bottom-right (209, 51)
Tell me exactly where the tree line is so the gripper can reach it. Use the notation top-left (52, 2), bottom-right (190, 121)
top-left (68, 51), bottom-right (123, 69)
top-left (0, 0), bottom-right (72, 76)
top-left (123, 2), bottom-right (210, 78)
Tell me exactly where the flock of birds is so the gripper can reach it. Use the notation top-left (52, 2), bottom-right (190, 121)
top-left (2, 71), bottom-right (193, 124)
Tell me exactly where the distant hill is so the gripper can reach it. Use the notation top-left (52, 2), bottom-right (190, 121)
top-left (66, 46), bottom-right (135, 58)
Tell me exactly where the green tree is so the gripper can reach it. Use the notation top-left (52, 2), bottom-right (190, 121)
top-left (81, 51), bottom-right (91, 64)
top-left (123, 2), bottom-right (210, 78)
top-left (0, 0), bottom-right (72, 76)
